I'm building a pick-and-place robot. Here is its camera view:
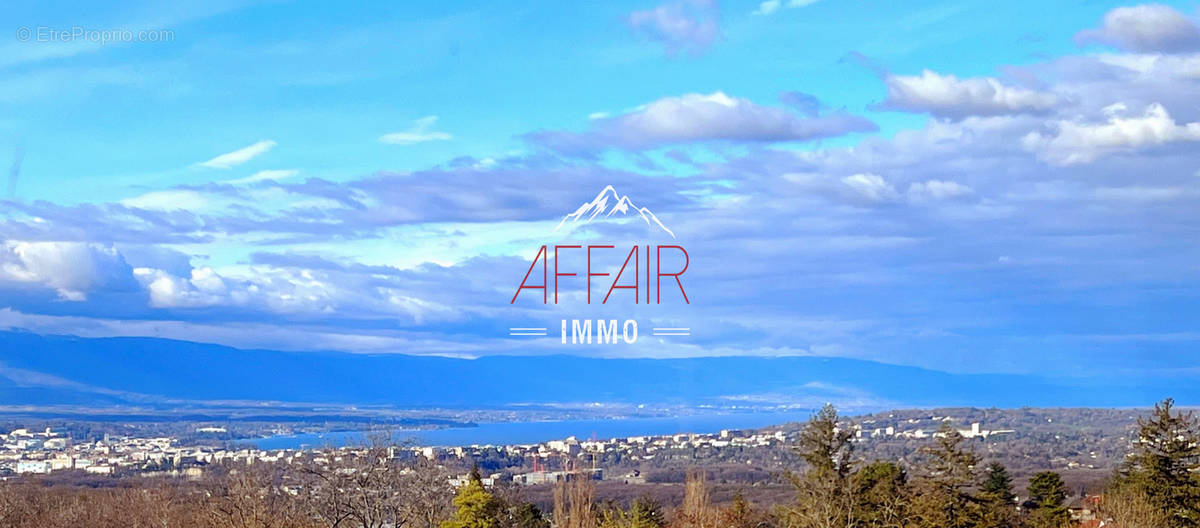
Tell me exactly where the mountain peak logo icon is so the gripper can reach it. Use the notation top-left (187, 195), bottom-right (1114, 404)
top-left (554, 185), bottom-right (675, 238)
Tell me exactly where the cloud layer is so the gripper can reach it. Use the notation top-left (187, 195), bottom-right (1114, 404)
top-left (2, 4), bottom-right (1200, 379)
top-left (879, 70), bottom-right (1059, 119)
top-left (196, 140), bottom-right (277, 169)
top-left (629, 0), bottom-right (722, 56)
top-left (379, 116), bottom-right (453, 145)
top-left (530, 91), bottom-right (876, 154)
top-left (1076, 3), bottom-right (1200, 53)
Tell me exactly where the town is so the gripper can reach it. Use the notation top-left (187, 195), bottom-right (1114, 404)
top-left (0, 423), bottom-right (793, 482)
top-left (1, 415), bottom-right (1024, 482)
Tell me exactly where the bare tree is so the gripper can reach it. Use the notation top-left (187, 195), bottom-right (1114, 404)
top-left (404, 458), bottom-right (456, 528)
top-left (204, 463), bottom-right (313, 528)
top-left (555, 471), bottom-right (596, 528)
top-left (673, 469), bottom-right (715, 528)
top-left (296, 445), bottom-right (453, 528)
top-left (1098, 484), bottom-right (1171, 528)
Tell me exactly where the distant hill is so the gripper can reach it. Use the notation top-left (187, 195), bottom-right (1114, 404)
top-left (0, 330), bottom-right (1190, 410)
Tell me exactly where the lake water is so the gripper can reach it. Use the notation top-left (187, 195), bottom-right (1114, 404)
top-left (242, 410), bottom-right (813, 450)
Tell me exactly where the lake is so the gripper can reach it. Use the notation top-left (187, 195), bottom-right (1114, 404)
top-left (242, 410), bottom-right (813, 449)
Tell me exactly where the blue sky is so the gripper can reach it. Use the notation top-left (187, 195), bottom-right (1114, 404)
top-left (2, 1), bottom-right (1200, 382)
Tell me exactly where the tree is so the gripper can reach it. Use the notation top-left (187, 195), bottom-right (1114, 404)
top-left (1097, 481), bottom-right (1171, 528)
top-left (798, 404), bottom-right (855, 479)
top-left (981, 463), bottom-right (1014, 504)
top-left (673, 469), bottom-right (715, 528)
top-left (720, 492), bottom-right (771, 528)
top-left (554, 472), bottom-right (596, 528)
top-left (503, 502), bottom-right (550, 528)
top-left (298, 446), bottom-right (453, 528)
top-left (1119, 398), bottom-right (1200, 527)
top-left (780, 404), bottom-right (857, 528)
top-left (978, 462), bottom-right (1017, 528)
top-left (598, 496), bottom-right (665, 528)
top-left (909, 423), bottom-right (981, 528)
top-left (441, 470), bottom-right (503, 528)
top-left (407, 459), bottom-right (458, 528)
top-left (851, 461), bottom-right (909, 527)
top-left (629, 496), bottom-right (666, 528)
top-left (204, 463), bottom-right (311, 528)
top-left (1026, 472), bottom-right (1070, 528)
top-left (492, 479), bottom-right (549, 528)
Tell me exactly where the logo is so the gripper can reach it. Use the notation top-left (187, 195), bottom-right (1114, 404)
top-left (508, 186), bottom-right (691, 344)
top-left (554, 185), bottom-right (675, 239)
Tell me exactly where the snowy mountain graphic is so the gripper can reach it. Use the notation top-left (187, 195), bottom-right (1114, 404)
top-left (554, 185), bottom-right (675, 238)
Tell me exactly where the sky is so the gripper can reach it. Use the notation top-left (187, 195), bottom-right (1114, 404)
top-left (1, 1), bottom-right (1199, 382)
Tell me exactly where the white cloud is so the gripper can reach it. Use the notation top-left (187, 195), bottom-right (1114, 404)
top-left (1097, 53), bottom-right (1200, 79)
top-left (128, 261), bottom-right (457, 323)
top-left (754, 0), bottom-right (818, 15)
top-left (221, 169), bottom-right (300, 185)
top-left (0, 308), bottom-right (450, 356)
top-left (842, 173), bottom-right (899, 203)
top-left (134, 266), bottom-right (231, 308)
top-left (531, 91), bottom-right (875, 152)
top-left (1023, 102), bottom-right (1200, 165)
top-left (628, 0), bottom-right (721, 56)
top-left (196, 140), bottom-right (277, 169)
top-left (1076, 4), bottom-right (1200, 53)
top-left (881, 70), bottom-right (1059, 119)
top-left (119, 190), bottom-right (209, 211)
top-left (754, 0), bottom-right (781, 15)
top-left (379, 116), bottom-right (453, 145)
top-left (0, 242), bottom-right (131, 301)
top-left (907, 180), bottom-right (973, 202)
top-left (135, 268), bottom-right (206, 308)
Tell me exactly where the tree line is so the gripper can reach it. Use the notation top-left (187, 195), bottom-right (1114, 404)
top-left (0, 398), bottom-right (1196, 528)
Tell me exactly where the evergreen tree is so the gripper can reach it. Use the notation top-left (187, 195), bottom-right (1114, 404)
top-left (442, 470), bottom-right (504, 528)
top-left (852, 460), bottom-right (909, 527)
top-left (910, 423), bottom-right (981, 528)
top-left (505, 502), bottom-right (550, 528)
top-left (599, 496), bottom-right (666, 528)
top-left (1026, 472), bottom-right (1070, 528)
top-left (1121, 398), bottom-right (1200, 527)
top-left (981, 463), bottom-right (1014, 504)
top-left (978, 462), bottom-right (1017, 528)
top-left (628, 496), bottom-right (665, 528)
top-left (781, 404), bottom-right (857, 528)
top-left (798, 404), bottom-right (855, 479)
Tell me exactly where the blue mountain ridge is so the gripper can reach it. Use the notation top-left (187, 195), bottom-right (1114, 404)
top-left (0, 330), bottom-right (1187, 410)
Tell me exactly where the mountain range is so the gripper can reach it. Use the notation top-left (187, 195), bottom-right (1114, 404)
top-left (0, 330), bottom-right (1190, 413)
